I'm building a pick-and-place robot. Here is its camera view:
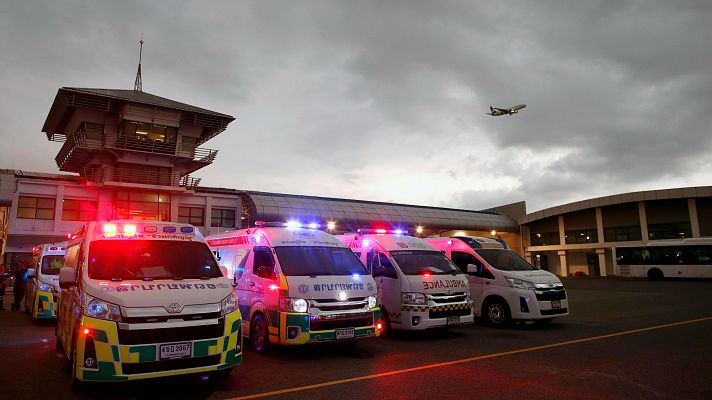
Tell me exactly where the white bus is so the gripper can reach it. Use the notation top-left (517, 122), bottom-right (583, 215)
top-left (614, 238), bottom-right (712, 279)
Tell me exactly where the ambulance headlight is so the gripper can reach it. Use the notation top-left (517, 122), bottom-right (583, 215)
top-left (505, 278), bottom-right (535, 291)
top-left (84, 295), bottom-right (121, 322)
top-left (402, 293), bottom-right (426, 305)
top-left (367, 295), bottom-right (377, 309)
top-left (221, 292), bottom-right (239, 316)
top-left (38, 283), bottom-right (52, 292)
top-left (279, 297), bottom-right (309, 313)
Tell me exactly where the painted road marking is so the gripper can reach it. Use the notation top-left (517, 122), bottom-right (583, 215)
top-left (228, 316), bottom-right (712, 400)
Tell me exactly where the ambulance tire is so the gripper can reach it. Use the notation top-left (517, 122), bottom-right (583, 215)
top-left (378, 307), bottom-right (392, 336)
top-left (69, 335), bottom-right (85, 391)
top-left (250, 313), bottom-right (270, 353)
top-left (482, 298), bottom-right (511, 327)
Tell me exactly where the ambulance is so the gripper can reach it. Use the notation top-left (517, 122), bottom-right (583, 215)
top-left (425, 236), bottom-right (568, 326)
top-left (337, 230), bottom-right (474, 332)
top-left (56, 220), bottom-right (242, 385)
top-left (25, 242), bottom-right (66, 323)
top-left (206, 222), bottom-right (381, 353)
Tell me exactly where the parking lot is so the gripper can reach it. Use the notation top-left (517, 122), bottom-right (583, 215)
top-left (1, 278), bottom-right (711, 400)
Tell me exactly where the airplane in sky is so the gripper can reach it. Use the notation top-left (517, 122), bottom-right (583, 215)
top-left (487, 104), bottom-right (527, 116)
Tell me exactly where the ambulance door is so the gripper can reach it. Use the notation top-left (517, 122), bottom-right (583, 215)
top-left (248, 246), bottom-right (277, 317)
top-left (369, 249), bottom-right (400, 322)
top-left (231, 249), bottom-right (252, 332)
top-left (451, 250), bottom-right (487, 309)
top-left (58, 241), bottom-right (84, 355)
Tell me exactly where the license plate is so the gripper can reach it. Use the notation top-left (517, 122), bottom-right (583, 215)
top-left (447, 316), bottom-right (460, 326)
top-left (552, 300), bottom-right (561, 309)
top-left (160, 342), bottom-right (192, 360)
top-left (335, 328), bottom-right (355, 340)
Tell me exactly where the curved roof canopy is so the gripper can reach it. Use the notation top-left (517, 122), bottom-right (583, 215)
top-left (245, 191), bottom-right (518, 232)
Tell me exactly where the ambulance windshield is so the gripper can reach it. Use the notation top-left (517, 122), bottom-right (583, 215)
top-left (390, 250), bottom-right (463, 275)
top-left (41, 255), bottom-right (64, 275)
top-left (275, 246), bottom-right (368, 276)
top-left (88, 240), bottom-right (222, 280)
top-left (474, 249), bottom-right (537, 271)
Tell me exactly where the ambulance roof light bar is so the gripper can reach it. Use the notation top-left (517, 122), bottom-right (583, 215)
top-left (357, 228), bottom-right (408, 236)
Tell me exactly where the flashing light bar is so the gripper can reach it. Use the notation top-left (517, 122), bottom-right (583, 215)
top-left (285, 221), bottom-right (302, 229)
top-left (123, 224), bottom-right (137, 237)
top-left (163, 226), bottom-right (177, 233)
top-left (103, 224), bottom-right (118, 237)
top-left (144, 226), bottom-right (158, 233)
top-left (357, 228), bottom-right (408, 235)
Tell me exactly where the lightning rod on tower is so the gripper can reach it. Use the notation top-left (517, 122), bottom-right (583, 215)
top-left (134, 35), bottom-right (144, 91)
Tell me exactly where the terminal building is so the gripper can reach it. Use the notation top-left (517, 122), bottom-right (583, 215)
top-left (1, 85), bottom-right (709, 277)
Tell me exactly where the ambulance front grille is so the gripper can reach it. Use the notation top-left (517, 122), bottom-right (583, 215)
top-left (117, 318), bottom-right (225, 345)
top-left (309, 312), bottom-right (373, 331)
top-left (309, 297), bottom-right (368, 312)
top-left (121, 311), bottom-right (222, 324)
top-left (535, 289), bottom-right (567, 301)
top-left (427, 292), bottom-right (468, 304)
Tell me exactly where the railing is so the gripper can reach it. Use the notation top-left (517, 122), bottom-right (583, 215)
top-left (54, 131), bottom-right (218, 170)
top-left (83, 167), bottom-right (201, 188)
top-left (111, 135), bottom-right (218, 162)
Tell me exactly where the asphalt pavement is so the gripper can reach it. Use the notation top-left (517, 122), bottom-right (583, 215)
top-left (1, 278), bottom-right (711, 400)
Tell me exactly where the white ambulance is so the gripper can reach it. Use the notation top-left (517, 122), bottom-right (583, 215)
top-left (206, 222), bottom-right (381, 353)
top-left (337, 230), bottom-right (474, 332)
top-left (425, 236), bottom-right (568, 326)
top-left (25, 242), bottom-right (66, 323)
top-left (56, 220), bottom-right (242, 385)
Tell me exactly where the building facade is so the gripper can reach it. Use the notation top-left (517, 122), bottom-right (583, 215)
top-left (519, 187), bottom-right (712, 277)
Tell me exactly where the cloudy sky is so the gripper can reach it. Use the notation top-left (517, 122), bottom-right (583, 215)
top-left (1, 1), bottom-right (710, 213)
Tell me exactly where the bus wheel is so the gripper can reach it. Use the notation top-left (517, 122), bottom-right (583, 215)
top-left (250, 314), bottom-right (269, 353)
top-left (647, 268), bottom-right (664, 280)
top-left (483, 298), bottom-right (510, 327)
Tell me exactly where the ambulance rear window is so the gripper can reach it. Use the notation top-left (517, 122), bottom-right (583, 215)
top-left (41, 255), bottom-right (64, 275)
top-left (88, 240), bottom-right (221, 280)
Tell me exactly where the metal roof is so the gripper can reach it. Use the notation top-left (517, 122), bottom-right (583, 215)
top-left (62, 88), bottom-right (233, 118)
top-left (521, 186), bottom-right (712, 224)
top-left (245, 191), bottom-right (518, 232)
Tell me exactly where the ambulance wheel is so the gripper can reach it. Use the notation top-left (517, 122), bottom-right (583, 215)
top-left (483, 298), bottom-right (510, 327)
top-left (250, 313), bottom-right (270, 353)
top-left (69, 335), bottom-right (84, 391)
top-left (379, 308), bottom-right (392, 336)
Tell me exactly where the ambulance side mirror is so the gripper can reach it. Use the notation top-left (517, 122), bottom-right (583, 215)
top-left (26, 268), bottom-right (37, 279)
top-left (219, 265), bottom-right (229, 278)
top-left (59, 267), bottom-right (77, 289)
top-left (466, 263), bottom-right (482, 275)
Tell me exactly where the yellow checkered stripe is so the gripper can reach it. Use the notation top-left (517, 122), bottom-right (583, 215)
top-left (401, 305), bottom-right (428, 312)
top-left (401, 302), bottom-right (472, 313)
top-left (430, 302), bottom-right (472, 312)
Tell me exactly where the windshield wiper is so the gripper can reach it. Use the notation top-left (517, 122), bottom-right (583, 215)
top-left (142, 277), bottom-right (154, 281)
top-left (110, 277), bottom-right (123, 282)
top-left (172, 276), bottom-right (184, 280)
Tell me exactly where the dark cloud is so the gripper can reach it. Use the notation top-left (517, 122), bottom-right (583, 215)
top-left (1, 1), bottom-right (710, 213)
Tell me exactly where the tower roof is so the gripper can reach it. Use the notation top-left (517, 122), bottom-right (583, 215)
top-left (42, 87), bottom-right (235, 138)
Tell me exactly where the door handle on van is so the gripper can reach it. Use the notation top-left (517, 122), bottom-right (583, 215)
top-left (249, 281), bottom-right (255, 287)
